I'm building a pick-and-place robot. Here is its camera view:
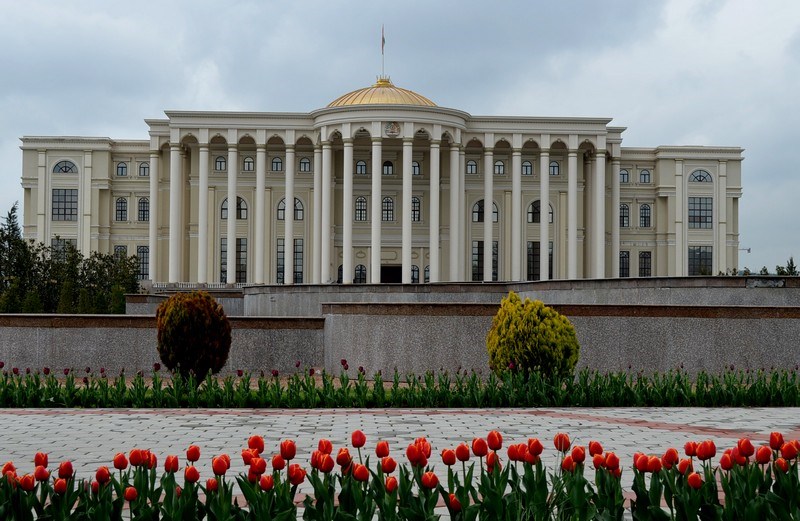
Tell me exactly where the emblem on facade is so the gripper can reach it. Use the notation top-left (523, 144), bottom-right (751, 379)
top-left (383, 121), bottom-right (401, 138)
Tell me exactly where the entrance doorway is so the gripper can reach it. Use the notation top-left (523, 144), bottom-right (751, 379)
top-left (381, 265), bottom-right (402, 283)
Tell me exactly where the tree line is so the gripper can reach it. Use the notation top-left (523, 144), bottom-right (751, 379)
top-left (0, 203), bottom-right (140, 314)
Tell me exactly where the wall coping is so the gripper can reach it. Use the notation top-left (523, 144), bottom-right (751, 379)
top-left (0, 315), bottom-right (324, 329)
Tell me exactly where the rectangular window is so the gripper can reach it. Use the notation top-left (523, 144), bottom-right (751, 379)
top-left (688, 197), bottom-right (713, 229)
top-left (114, 245), bottom-right (128, 260)
top-left (688, 246), bottom-right (713, 275)
top-left (293, 238), bottom-right (303, 283)
top-left (236, 238), bottom-right (247, 283)
top-left (639, 251), bottom-right (652, 277)
top-left (51, 238), bottom-right (77, 261)
top-left (471, 240), bottom-right (498, 281)
top-left (526, 241), bottom-right (553, 281)
top-left (220, 237), bottom-right (228, 282)
top-left (620, 250), bottom-right (630, 278)
top-left (276, 238), bottom-right (285, 284)
top-left (136, 246), bottom-right (149, 280)
top-left (52, 189), bottom-right (78, 221)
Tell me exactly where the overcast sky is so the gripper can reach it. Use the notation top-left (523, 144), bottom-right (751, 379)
top-left (2, 0), bottom-right (798, 272)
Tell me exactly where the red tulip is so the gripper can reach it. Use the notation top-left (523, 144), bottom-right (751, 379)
top-left (507, 444), bottom-right (520, 462)
top-left (376, 441), bottom-right (390, 458)
top-left (124, 486), bottom-right (137, 501)
top-left (678, 458), bottom-right (693, 475)
top-left (288, 464), bottom-right (306, 486)
top-left (186, 445), bottom-right (201, 463)
top-left (662, 448), bottom-right (679, 469)
top-left (310, 450), bottom-right (321, 469)
top-left (164, 455), bottom-right (179, 473)
top-left (592, 454), bottom-right (605, 469)
top-left (280, 440), bottom-right (297, 461)
top-left (91, 481), bottom-right (99, 494)
top-left (684, 441), bottom-right (697, 457)
top-left (17, 474), bottom-right (34, 492)
top-left (553, 433), bottom-right (571, 452)
top-left (206, 478), bottom-right (218, 492)
top-left (487, 450), bottom-right (501, 473)
top-left (250, 457), bottom-right (267, 475)
top-left (472, 437), bottom-right (488, 458)
top-left (487, 430), bottom-right (503, 451)
top-left (756, 445), bottom-right (772, 465)
top-left (249, 471), bottom-right (260, 484)
top-left (95, 466), bottom-right (110, 484)
top-left (34, 465), bottom-right (49, 482)
top-left (184, 465), bottom-right (200, 483)
top-left (336, 448), bottom-right (352, 467)
top-left (34, 452), bottom-right (48, 468)
top-left (775, 457), bottom-right (789, 473)
top-left (2, 461), bottom-right (16, 477)
top-left (319, 454), bottom-right (335, 473)
top-left (421, 471), bottom-right (439, 489)
top-left (353, 463), bottom-right (369, 482)
top-left (318, 439), bottom-right (333, 455)
top-left (528, 438), bottom-right (544, 457)
top-left (634, 453), bottom-right (649, 472)
top-left (176, 485), bottom-right (182, 498)
top-left (406, 443), bottom-right (422, 465)
top-left (719, 453), bottom-right (734, 470)
top-left (248, 435), bottom-right (265, 455)
top-left (129, 449), bottom-right (144, 467)
top-left (212, 456), bottom-right (228, 476)
top-left (54, 478), bottom-right (67, 495)
top-left (696, 440), bottom-right (716, 461)
top-left (561, 455), bottom-right (576, 472)
top-left (737, 438), bottom-right (755, 458)
top-left (687, 472), bottom-right (702, 489)
top-left (571, 445), bottom-right (586, 464)
top-left (241, 448), bottom-right (257, 465)
top-left (455, 443), bottom-right (471, 462)
top-left (647, 455), bottom-right (662, 473)
top-left (731, 446), bottom-right (747, 466)
top-left (351, 430), bottom-right (366, 448)
top-left (148, 452), bottom-right (157, 469)
top-left (259, 475), bottom-right (274, 491)
top-left (781, 442), bottom-right (798, 460)
top-left (441, 449), bottom-right (456, 466)
top-left (58, 461), bottom-right (74, 479)
top-left (415, 437), bottom-right (431, 458)
top-left (588, 441), bottom-right (603, 457)
top-left (381, 456), bottom-right (397, 474)
top-left (604, 452), bottom-right (620, 470)
top-left (770, 432), bottom-right (785, 451)
top-left (113, 453), bottom-right (128, 471)
top-left (448, 493), bottom-right (462, 512)
top-left (385, 476), bottom-right (398, 493)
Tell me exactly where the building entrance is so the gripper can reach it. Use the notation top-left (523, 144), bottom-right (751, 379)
top-left (381, 265), bottom-right (402, 283)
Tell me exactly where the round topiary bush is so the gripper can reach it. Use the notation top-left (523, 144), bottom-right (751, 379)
top-left (486, 291), bottom-right (579, 378)
top-left (156, 291), bottom-right (232, 379)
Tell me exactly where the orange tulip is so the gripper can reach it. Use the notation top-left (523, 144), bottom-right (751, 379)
top-left (250, 457), bottom-right (267, 475)
top-left (448, 493), bottom-right (462, 512)
top-left (770, 432), bottom-right (784, 451)
top-left (561, 455), bottom-right (576, 472)
top-left (528, 438), bottom-right (544, 456)
top-left (17, 474), bottom-right (34, 492)
top-left (336, 448), bottom-right (352, 467)
top-left (781, 442), bottom-right (798, 460)
top-left (54, 478), bottom-right (67, 495)
top-left (34, 452), bottom-right (48, 468)
top-left (737, 438), bottom-right (755, 458)
top-left (164, 455), bottom-right (179, 473)
top-left (34, 465), bottom-right (49, 482)
top-left (212, 456), bottom-right (228, 476)
top-left (58, 461), bottom-right (73, 479)
top-left (684, 441), bottom-right (697, 457)
top-left (271, 454), bottom-right (286, 471)
top-left (756, 445), bottom-right (772, 465)
top-left (287, 463), bottom-right (306, 486)
top-left (571, 445), bottom-right (586, 464)
top-left (604, 452), bottom-right (620, 470)
top-left (113, 453), bottom-right (128, 471)
top-left (719, 452), bottom-right (734, 470)
top-left (319, 454), bottom-right (335, 473)
top-left (588, 441), bottom-right (603, 457)
top-left (376, 441), bottom-right (390, 458)
top-left (775, 457), bottom-right (789, 473)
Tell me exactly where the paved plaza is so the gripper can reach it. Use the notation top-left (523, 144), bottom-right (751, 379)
top-left (1, 407), bottom-right (798, 498)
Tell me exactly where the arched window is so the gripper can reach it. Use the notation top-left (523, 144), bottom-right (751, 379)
top-left (639, 169), bottom-right (651, 183)
top-left (411, 197), bottom-right (421, 222)
top-left (639, 204), bottom-right (651, 228)
top-left (272, 157), bottom-right (283, 171)
top-left (382, 161), bottom-right (394, 175)
top-left (354, 264), bottom-right (367, 284)
top-left (138, 162), bottom-right (149, 177)
top-left (620, 204), bottom-right (630, 227)
top-left (424, 265), bottom-right (430, 283)
top-left (412, 161), bottom-right (421, 176)
top-left (494, 160), bottom-right (505, 175)
top-left (215, 156), bottom-right (226, 171)
top-left (382, 197), bottom-right (394, 221)
top-left (620, 169), bottom-right (629, 183)
top-left (549, 161), bottom-right (560, 176)
top-left (53, 160), bottom-right (77, 173)
top-left (472, 200), bottom-right (499, 223)
top-left (522, 161), bottom-right (533, 176)
top-left (689, 170), bottom-right (712, 182)
top-left (299, 157), bottom-right (311, 172)
top-left (138, 198), bottom-right (149, 222)
top-left (619, 251), bottom-right (630, 278)
top-left (243, 156), bottom-right (254, 172)
top-left (411, 265), bottom-right (420, 283)
top-left (115, 198), bottom-right (127, 221)
top-left (527, 201), bottom-right (553, 224)
top-left (355, 196), bottom-right (367, 221)
top-left (222, 197), bottom-right (247, 220)
top-left (466, 160), bottom-right (478, 175)
top-left (356, 160), bottom-right (367, 175)
top-left (116, 162), bottom-right (128, 176)
top-left (277, 198), bottom-right (303, 221)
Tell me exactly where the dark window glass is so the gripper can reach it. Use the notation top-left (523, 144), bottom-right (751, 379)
top-left (688, 197), bottom-right (713, 229)
top-left (639, 204), bottom-right (651, 228)
top-left (52, 189), bottom-right (78, 221)
top-left (138, 198), bottom-right (149, 222)
top-left (619, 251), bottom-right (630, 277)
top-left (115, 198), bottom-right (127, 221)
top-left (639, 251), bottom-right (652, 277)
top-left (53, 160), bottom-right (77, 173)
top-left (136, 246), bottom-right (149, 280)
top-left (688, 246), bottom-right (713, 275)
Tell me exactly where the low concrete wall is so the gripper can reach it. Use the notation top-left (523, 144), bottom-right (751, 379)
top-left (0, 315), bottom-right (323, 375)
top-left (126, 291), bottom-right (244, 316)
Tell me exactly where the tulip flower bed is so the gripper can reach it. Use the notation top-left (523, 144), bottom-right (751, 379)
top-left (1, 430), bottom-right (799, 520)
top-left (1, 363), bottom-right (799, 408)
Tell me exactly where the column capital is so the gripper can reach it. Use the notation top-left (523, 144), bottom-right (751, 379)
top-left (256, 143), bottom-right (267, 151)
top-left (342, 138), bottom-right (353, 146)
top-left (198, 143), bottom-right (209, 150)
top-left (285, 144), bottom-right (295, 151)
top-left (149, 150), bottom-right (161, 157)
top-left (431, 139), bottom-right (441, 147)
top-left (539, 148), bottom-right (550, 155)
top-left (512, 148), bottom-right (522, 155)
top-left (402, 137), bottom-right (414, 144)
top-left (568, 149), bottom-right (579, 156)
top-left (611, 157), bottom-right (621, 165)
top-left (484, 147), bottom-right (494, 153)
top-left (227, 144), bottom-right (237, 152)
top-left (371, 137), bottom-right (382, 144)
top-left (169, 143), bottom-right (181, 151)
top-left (322, 141), bottom-right (333, 148)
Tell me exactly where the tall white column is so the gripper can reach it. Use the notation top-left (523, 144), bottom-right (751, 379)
top-left (717, 161), bottom-right (728, 273)
top-left (539, 149), bottom-right (550, 280)
top-left (284, 145), bottom-right (296, 284)
top-left (511, 149), bottom-right (522, 281)
top-left (226, 146), bottom-right (238, 284)
top-left (254, 145), bottom-right (266, 283)
top-left (402, 138), bottom-right (413, 283)
top-left (448, 143), bottom-right (460, 281)
top-left (168, 144), bottom-right (182, 282)
top-left (370, 138), bottom-right (382, 283)
top-left (429, 141), bottom-right (441, 282)
top-left (594, 151), bottom-right (606, 278)
top-left (675, 160), bottom-right (685, 276)
top-left (459, 149), bottom-right (467, 280)
top-left (567, 150), bottom-right (578, 279)
top-left (197, 144), bottom-right (210, 283)
top-left (483, 148), bottom-right (494, 281)
top-left (342, 139), bottom-right (354, 284)
top-left (321, 142), bottom-right (332, 283)
top-left (148, 151), bottom-right (159, 282)
top-left (611, 158), bottom-right (621, 278)
top-left (312, 147), bottom-right (322, 283)
top-left (585, 156), bottom-right (593, 276)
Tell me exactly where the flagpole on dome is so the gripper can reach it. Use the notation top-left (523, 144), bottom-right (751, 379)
top-left (381, 24), bottom-right (386, 79)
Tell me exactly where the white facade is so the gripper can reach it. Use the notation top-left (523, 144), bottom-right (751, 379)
top-left (19, 78), bottom-right (744, 284)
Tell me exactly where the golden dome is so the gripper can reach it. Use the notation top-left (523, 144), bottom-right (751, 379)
top-left (327, 77), bottom-right (436, 108)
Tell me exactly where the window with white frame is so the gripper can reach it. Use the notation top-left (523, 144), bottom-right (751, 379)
top-left (138, 162), bottom-right (149, 177)
top-left (138, 198), bottom-right (149, 222)
top-left (549, 161), bottom-right (560, 176)
top-left (494, 160), bottom-right (505, 175)
top-left (412, 161), bottom-right (421, 176)
top-left (639, 169), bottom-right (651, 183)
top-left (382, 197), bottom-right (394, 221)
top-left (215, 156), bottom-right (226, 171)
top-left (116, 162), bottom-right (128, 176)
top-left (272, 157), bottom-right (283, 171)
top-left (688, 197), bottom-right (712, 229)
top-left (620, 204), bottom-right (630, 227)
top-left (53, 160), bottom-right (77, 174)
top-left (466, 160), bottom-right (478, 175)
top-left (299, 157), bottom-right (311, 172)
top-left (115, 198), bottom-right (127, 221)
top-left (522, 161), bottom-right (533, 176)
top-left (411, 197), bottom-right (421, 222)
top-left (243, 156), bottom-right (254, 172)
top-left (356, 160), bottom-right (367, 175)
top-left (639, 204), bottom-right (651, 228)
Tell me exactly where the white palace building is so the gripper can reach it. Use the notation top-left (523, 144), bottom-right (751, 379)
top-left (20, 77), bottom-right (744, 285)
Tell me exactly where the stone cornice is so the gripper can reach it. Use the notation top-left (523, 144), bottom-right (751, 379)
top-left (20, 136), bottom-right (113, 150)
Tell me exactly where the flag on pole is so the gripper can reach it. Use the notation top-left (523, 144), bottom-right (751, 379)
top-left (381, 25), bottom-right (385, 56)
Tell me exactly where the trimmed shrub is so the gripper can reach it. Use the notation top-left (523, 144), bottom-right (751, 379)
top-left (156, 291), bottom-right (232, 379)
top-left (486, 291), bottom-right (579, 378)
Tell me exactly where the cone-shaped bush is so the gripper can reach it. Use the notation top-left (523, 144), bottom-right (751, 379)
top-left (156, 291), bottom-right (232, 378)
top-left (486, 291), bottom-right (579, 378)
